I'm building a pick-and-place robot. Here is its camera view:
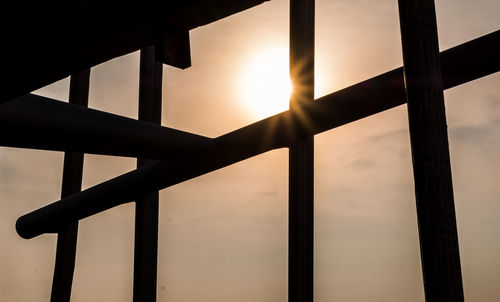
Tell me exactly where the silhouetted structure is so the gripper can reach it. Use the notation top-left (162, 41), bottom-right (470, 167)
top-left (51, 69), bottom-right (90, 302)
top-left (289, 1), bottom-right (314, 301)
top-left (133, 46), bottom-right (163, 302)
top-left (2, 0), bottom-right (500, 301)
top-left (398, 1), bottom-right (464, 300)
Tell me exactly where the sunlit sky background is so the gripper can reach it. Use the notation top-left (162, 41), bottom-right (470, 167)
top-left (1, 0), bottom-right (500, 301)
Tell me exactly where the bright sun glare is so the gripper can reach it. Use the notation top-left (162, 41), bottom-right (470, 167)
top-left (242, 47), bottom-right (292, 118)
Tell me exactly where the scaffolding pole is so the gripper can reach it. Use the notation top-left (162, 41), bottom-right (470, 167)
top-left (16, 30), bottom-right (500, 239)
top-left (133, 46), bottom-right (162, 302)
top-left (0, 94), bottom-right (214, 161)
top-left (50, 69), bottom-right (90, 302)
top-left (289, 0), bottom-right (314, 301)
top-left (398, 0), bottom-right (464, 300)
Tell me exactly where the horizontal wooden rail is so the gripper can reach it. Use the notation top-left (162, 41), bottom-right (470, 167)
top-left (16, 30), bottom-right (500, 239)
top-left (0, 94), bottom-right (215, 161)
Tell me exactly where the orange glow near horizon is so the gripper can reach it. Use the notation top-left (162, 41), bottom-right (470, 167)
top-left (241, 47), bottom-right (292, 119)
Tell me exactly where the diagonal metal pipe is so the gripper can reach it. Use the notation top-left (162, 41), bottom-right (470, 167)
top-left (0, 93), bottom-right (216, 161)
top-left (16, 30), bottom-right (500, 239)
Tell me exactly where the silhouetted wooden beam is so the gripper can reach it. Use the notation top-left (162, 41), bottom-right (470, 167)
top-left (156, 31), bottom-right (192, 69)
top-left (398, 0), bottom-right (464, 300)
top-left (16, 31), bottom-right (500, 239)
top-left (133, 47), bottom-right (162, 302)
top-left (288, 0), bottom-right (314, 301)
top-left (0, 94), bottom-right (215, 160)
top-left (50, 70), bottom-right (90, 302)
top-left (2, 0), bottom-right (269, 103)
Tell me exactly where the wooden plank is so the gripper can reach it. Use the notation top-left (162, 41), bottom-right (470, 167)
top-left (398, 0), bottom-right (464, 300)
top-left (133, 46), bottom-right (162, 302)
top-left (288, 0), bottom-right (314, 301)
top-left (50, 69), bottom-right (90, 302)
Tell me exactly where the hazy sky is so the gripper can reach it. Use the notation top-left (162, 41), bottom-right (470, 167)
top-left (1, 0), bottom-right (500, 301)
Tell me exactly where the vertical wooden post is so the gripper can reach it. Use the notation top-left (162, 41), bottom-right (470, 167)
top-left (133, 46), bottom-right (163, 302)
top-left (398, 1), bottom-right (464, 301)
top-left (50, 69), bottom-right (90, 302)
top-left (289, 0), bottom-right (314, 301)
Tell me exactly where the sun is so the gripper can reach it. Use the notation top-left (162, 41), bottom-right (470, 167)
top-left (241, 47), bottom-right (292, 118)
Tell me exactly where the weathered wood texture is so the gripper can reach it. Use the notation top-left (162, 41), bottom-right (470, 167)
top-left (50, 69), bottom-right (90, 302)
top-left (398, 0), bottom-right (464, 301)
top-left (289, 0), bottom-right (314, 301)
